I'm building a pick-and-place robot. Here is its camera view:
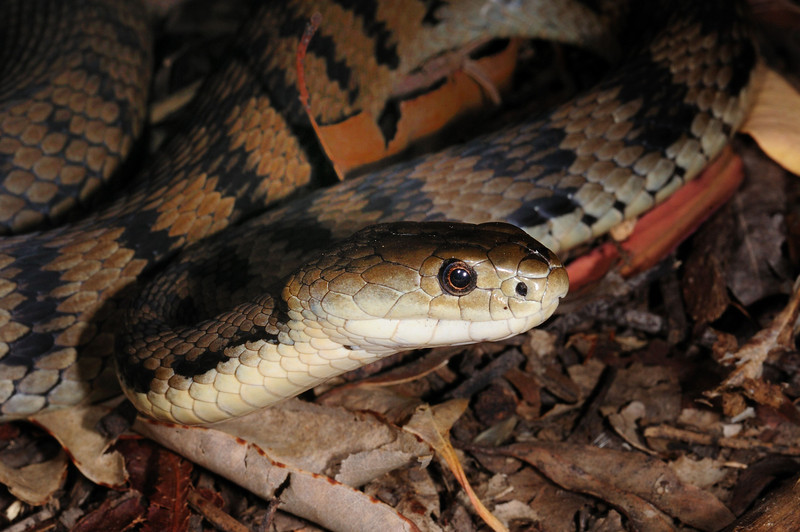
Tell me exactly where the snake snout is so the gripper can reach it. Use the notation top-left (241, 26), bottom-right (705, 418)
top-left (501, 245), bottom-right (568, 328)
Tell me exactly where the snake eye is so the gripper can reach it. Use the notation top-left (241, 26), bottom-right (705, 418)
top-left (439, 259), bottom-right (477, 296)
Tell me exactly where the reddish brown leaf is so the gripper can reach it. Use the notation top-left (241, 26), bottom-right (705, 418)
top-left (73, 492), bottom-right (146, 532)
top-left (142, 449), bottom-right (193, 532)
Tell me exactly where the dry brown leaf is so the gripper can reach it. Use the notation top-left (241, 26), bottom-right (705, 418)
top-left (749, 0), bottom-right (800, 28)
top-left (491, 500), bottom-right (541, 526)
top-left (72, 492), bottom-right (146, 532)
top-left (134, 402), bottom-right (426, 531)
top-left (30, 404), bottom-right (128, 488)
top-left (727, 475), bottom-right (800, 530)
top-left (607, 401), bottom-right (654, 454)
top-left (320, 386), bottom-right (425, 425)
top-left (728, 149), bottom-right (791, 305)
top-left (682, 248), bottom-right (731, 324)
top-left (404, 400), bottom-right (508, 532)
top-left (0, 451), bottom-right (68, 506)
top-left (713, 274), bottom-right (800, 392)
top-left (741, 65), bottom-right (800, 175)
top-left (484, 443), bottom-right (736, 532)
top-left (500, 468), bottom-right (596, 531)
top-left (375, 467), bottom-right (444, 532)
top-left (600, 362), bottom-right (681, 423)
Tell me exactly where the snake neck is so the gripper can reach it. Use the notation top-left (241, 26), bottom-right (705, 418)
top-left (117, 285), bottom-right (385, 425)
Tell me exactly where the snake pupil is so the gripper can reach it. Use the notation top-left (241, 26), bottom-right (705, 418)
top-left (450, 268), bottom-right (470, 288)
top-left (439, 259), bottom-right (476, 295)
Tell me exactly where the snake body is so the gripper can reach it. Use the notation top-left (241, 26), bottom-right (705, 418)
top-left (0, 0), bottom-right (757, 423)
top-left (0, 0), bottom-right (151, 233)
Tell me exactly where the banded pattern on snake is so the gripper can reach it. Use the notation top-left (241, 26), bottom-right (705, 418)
top-left (0, 0), bottom-right (757, 424)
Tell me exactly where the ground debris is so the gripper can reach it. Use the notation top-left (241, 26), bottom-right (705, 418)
top-left (4, 1), bottom-right (800, 530)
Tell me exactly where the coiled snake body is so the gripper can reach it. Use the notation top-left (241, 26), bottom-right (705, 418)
top-left (0, 0), bottom-right (756, 424)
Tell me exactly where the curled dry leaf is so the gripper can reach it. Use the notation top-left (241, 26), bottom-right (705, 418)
top-left (30, 404), bottom-right (128, 488)
top-left (741, 65), bottom-right (800, 175)
top-left (607, 401), bottom-right (654, 454)
top-left (133, 401), bottom-right (427, 532)
top-left (600, 362), bottom-right (681, 424)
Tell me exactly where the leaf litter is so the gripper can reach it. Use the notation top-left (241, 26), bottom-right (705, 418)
top-left (4, 0), bottom-right (800, 530)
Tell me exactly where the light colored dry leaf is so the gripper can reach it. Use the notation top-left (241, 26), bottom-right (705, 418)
top-left (208, 399), bottom-right (431, 481)
top-left (741, 65), bottom-right (800, 175)
top-left (134, 415), bottom-right (420, 532)
top-left (404, 400), bottom-right (508, 532)
top-left (677, 408), bottom-right (723, 431)
top-left (337, 446), bottom-right (432, 488)
top-left (30, 404), bottom-right (127, 488)
top-left (0, 451), bottom-right (68, 506)
top-left (670, 456), bottom-right (730, 491)
top-left (492, 500), bottom-right (541, 527)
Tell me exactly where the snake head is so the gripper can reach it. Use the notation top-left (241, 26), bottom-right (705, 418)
top-left (283, 221), bottom-right (569, 356)
top-left (120, 221), bottom-right (568, 425)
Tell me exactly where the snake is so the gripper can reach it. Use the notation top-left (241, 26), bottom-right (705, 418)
top-left (0, 0), bottom-right (757, 424)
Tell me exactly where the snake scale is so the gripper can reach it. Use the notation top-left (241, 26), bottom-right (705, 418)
top-left (0, 0), bottom-right (756, 424)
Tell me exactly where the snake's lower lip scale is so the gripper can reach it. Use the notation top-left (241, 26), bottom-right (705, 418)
top-left (0, 0), bottom-right (756, 423)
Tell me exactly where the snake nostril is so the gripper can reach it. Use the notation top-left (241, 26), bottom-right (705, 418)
top-left (515, 282), bottom-right (528, 297)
